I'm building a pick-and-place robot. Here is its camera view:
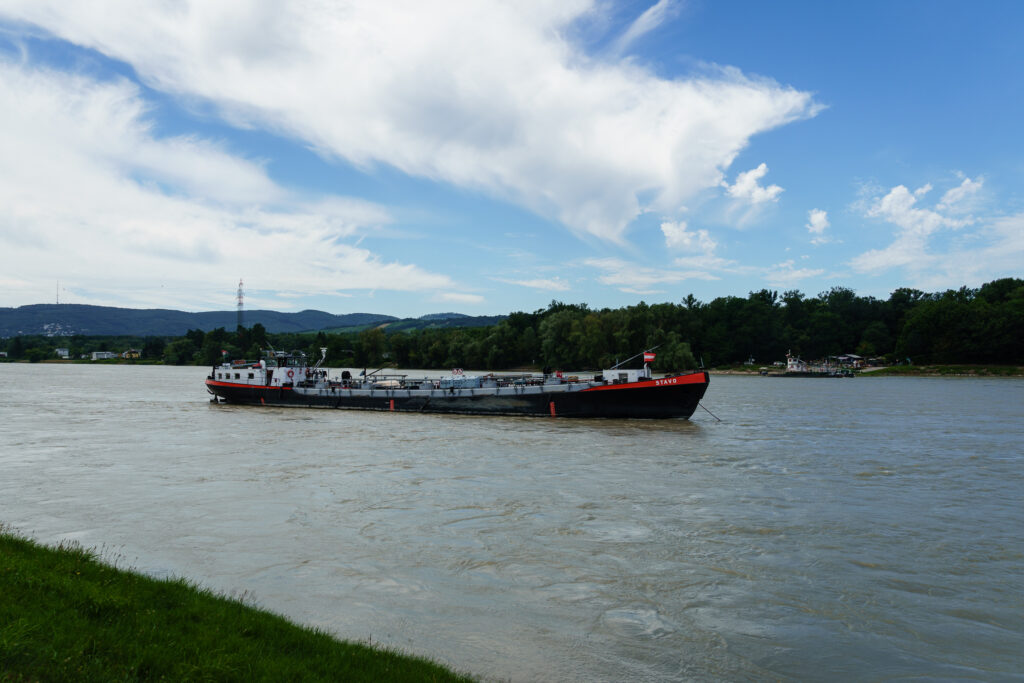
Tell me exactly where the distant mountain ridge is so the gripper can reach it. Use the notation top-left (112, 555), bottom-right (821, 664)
top-left (417, 312), bottom-right (468, 320)
top-left (0, 304), bottom-right (504, 337)
top-left (0, 304), bottom-right (395, 337)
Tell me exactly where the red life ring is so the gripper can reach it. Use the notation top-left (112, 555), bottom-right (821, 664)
top-left (286, 369), bottom-right (294, 379)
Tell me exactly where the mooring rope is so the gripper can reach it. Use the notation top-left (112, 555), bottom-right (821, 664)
top-left (698, 402), bottom-right (722, 422)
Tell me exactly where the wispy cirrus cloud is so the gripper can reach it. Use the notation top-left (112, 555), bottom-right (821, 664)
top-left (0, 0), bottom-right (817, 244)
top-left (611, 0), bottom-right (678, 55)
top-left (495, 277), bottom-right (571, 292)
top-left (585, 256), bottom-right (719, 295)
top-left (764, 259), bottom-right (825, 286)
top-left (436, 292), bottom-right (486, 304)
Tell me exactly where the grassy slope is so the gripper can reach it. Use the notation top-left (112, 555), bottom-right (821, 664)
top-left (0, 531), bottom-right (474, 682)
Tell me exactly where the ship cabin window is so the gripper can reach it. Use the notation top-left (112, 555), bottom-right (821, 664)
top-left (234, 373), bottom-right (240, 379)
top-left (217, 373), bottom-right (223, 379)
top-left (248, 373), bottom-right (254, 379)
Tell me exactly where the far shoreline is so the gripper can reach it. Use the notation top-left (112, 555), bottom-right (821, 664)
top-left (7, 358), bottom-right (1024, 377)
top-left (712, 365), bottom-right (1024, 378)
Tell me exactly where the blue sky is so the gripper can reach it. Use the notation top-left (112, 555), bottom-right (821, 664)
top-left (1, 1), bottom-right (1021, 317)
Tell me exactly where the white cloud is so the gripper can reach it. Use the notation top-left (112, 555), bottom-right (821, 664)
top-left (806, 209), bottom-right (829, 234)
top-left (851, 181), bottom-right (975, 274)
top-left (672, 254), bottom-right (743, 271)
top-left (585, 257), bottom-right (718, 292)
top-left (764, 259), bottom-right (824, 286)
top-left (496, 277), bottom-right (571, 292)
top-left (723, 163), bottom-right (784, 204)
top-left (848, 176), bottom-right (1024, 289)
top-left (806, 208), bottom-right (830, 245)
top-left (436, 292), bottom-right (485, 304)
top-left (924, 212), bottom-right (1024, 287)
top-left (0, 1), bottom-right (817, 243)
top-left (612, 0), bottom-right (676, 55)
top-left (660, 220), bottom-right (717, 253)
top-left (937, 175), bottom-right (984, 213)
top-left (0, 60), bottom-right (453, 309)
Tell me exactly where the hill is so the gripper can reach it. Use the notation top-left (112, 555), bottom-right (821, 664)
top-left (417, 312), bottom-right (469, 321)
top-left (381, 314), bottom-right (506, 333)
top-left (0, 304), bottom-right (398, 337)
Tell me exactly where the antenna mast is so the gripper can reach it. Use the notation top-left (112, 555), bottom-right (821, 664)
top-left (236, 278), bottom-right (244, 329)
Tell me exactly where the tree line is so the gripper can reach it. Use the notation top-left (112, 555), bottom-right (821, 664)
top-left (3, 278), bottom-right (1021, 370)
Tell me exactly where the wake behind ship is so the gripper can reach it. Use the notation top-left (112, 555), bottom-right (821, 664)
top-left (205, 349), bottom-right (709, 419)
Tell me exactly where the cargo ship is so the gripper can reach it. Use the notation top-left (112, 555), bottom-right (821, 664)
top-left (205, 349), bottom-right (709, 419)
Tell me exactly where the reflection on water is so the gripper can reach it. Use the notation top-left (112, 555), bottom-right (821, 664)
top-left (2, 364), bottom-right (1023, 681)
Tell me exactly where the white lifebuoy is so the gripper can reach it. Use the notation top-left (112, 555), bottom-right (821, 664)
top-left (286, 369), bottom-right (294, 379)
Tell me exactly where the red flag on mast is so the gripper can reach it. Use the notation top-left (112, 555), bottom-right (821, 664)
top-left (643, 352), bottom-right (656, 363)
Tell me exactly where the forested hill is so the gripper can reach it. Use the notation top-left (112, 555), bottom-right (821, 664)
top-left (0, 304), bottom-right (398, 337)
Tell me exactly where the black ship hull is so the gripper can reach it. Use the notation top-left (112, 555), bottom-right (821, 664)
top-left (205, 371), bottom-right (710, 419)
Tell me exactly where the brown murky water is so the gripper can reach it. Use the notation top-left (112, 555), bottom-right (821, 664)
top-left (2, 364), bottom-right (1022, 680)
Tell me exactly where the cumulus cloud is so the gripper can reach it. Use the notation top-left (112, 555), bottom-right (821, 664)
top-left (937, 175), bottom-right (984, 213)
top-left (929, 212), bottom-right (1024, 287)
top-left (723, 163), bottom-right (784, 204)
top-left (0, 1), bottom-right (817, 243)
top-left (660, 220), bottom-right (717, 253)
top-left (851, 181), bottom-right (975, 274)
top-left (806, 209), bottom-right (829, 234)
top-left (0, 60), bottom-right (452, 309)
top-left (805, 208), bottom-right (830, 245)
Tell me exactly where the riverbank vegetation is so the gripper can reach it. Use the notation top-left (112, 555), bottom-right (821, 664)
top-left (2, 278), bottom-right (1021, 370)
top-left (0, 528), bottom-right (472, 681)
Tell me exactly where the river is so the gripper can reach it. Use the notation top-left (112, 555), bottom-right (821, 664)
top-left (2, 363), bottom-right (1022, 680)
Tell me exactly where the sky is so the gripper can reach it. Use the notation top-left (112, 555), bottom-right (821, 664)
top-left (1, 1), bottom-right (1022, 317)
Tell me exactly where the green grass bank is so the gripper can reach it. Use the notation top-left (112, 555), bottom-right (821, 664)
top-left (0, 529), bottom-right (474, 682)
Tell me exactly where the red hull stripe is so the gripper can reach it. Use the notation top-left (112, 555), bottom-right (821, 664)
top-left (580, 372), bottom-right (708, 393)
top-left (206, 379), bottom-right (292, 391)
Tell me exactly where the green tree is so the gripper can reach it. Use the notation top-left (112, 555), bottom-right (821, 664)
top-left (8, 336), bottom-right (25, 359)
top-left (856, 321), bottom-right (892, 357)
top-left (142, 337), bottom-right (166, 360)
top-left (357, 328), bottom-right (386, 367)
top-left (652, 332), bottom-right (697, 372)
top-left (163, 339), bottom-right (198, 365)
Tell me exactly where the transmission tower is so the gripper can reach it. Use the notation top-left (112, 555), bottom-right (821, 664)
top-left (236, 278), bottom-right (244, 329)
